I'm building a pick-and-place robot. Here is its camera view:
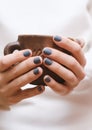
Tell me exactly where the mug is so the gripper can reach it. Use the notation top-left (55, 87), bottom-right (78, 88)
top-left (4, 35), bottom-right (66, 85)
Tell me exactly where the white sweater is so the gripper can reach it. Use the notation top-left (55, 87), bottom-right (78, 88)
top-left (0, 0), bottom-right (92, 130)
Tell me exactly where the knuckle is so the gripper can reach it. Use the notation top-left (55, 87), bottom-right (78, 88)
top-left (15, 79), bottom-right (22, 87)
top-left (0, 74), bottom-right (5, 85)
top-left (83, 58), bottom-right (86, 67)
top-left (12, 83), bottom-right (21, 91)
top-left (67, 74), bottom-right (76, 83)
top-left (14, 51), bottom-right (24, 60)
top-left (71, 80), bottom-right (79, 87)
top-left (67, 77), bottom-right (79, 88)
top-left (12, 78), bottom-right (23, 89)
top-left (69, 57), bottom-right (77, 68)
top-left (0, 58), bottom-right (7, 70)
top-left (14, 51), bottom-right (21, 57)
top-left (80, 71), bottom-right (86, 80)
top-left (11, 68), bottom-right (18, 76)
top-left (74, 45), bottom-right (81, 53)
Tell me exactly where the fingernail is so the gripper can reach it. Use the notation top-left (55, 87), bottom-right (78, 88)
top-left (44, 58), bottom-right (53, 65)
top-left (33, 68), bottom-right (39, 75)
top-left (54, 36), bottom-right (62, 42)
top-left (23, 51), bottom-right (31, 57)
top-left (43, 48), bottom-right (52, 55)
top-left (33, 57), bottom-right (41, 64)
top-left (44, 76), bottom-right (51, 83)
top-left (37, 86), bottom-right (44, 92)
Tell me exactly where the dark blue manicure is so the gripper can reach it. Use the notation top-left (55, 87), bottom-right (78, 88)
top-left (54, 36), bottom-right (62, 42)
top-left (37, 86), bottom-right (43, 91)
top-left (34, 57), bottom-right (41, 64)
top-left (44, 76), bottom-right (51, 83)
top-left (44, 58), bottom-right (53, 65)
top-left (43, 48), bottom-right (52, 55)
top-left (23, 51), bottom-right (31, 57)
top-left (33, 68), bottom-right (39, 75)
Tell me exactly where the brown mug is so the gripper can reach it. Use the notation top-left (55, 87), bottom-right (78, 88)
top-left (4, 35), bottom-right (68, 85)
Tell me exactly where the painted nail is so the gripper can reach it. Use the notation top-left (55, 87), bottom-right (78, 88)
top-left (33, 57), bottom-right (41, 64)
top-left (23, 51), bottom-right (31, 57)
top-left (33, 68), bottom-right (39, 75)
top-left (37, 86), bottom-right (43, 92)
top-left (44, 76), bottom-right (51, 83)
top-left (43, 48), bottom-right (52, 55)
top-left (54, 36), bottom-right (62, 42)
top-left (44, 58), bottom-right (53, 65)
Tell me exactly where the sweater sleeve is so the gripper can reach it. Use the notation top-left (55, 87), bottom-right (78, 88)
top-left (72, 0), bottom-right (92, 94)
top-left (73, 47), bottom-right (92, 94)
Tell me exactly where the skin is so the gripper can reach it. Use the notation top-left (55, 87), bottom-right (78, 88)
top-left (0, 37), bottom-right (86, 108)
top-left (0, 49), bottom-right (45, 107)
top-left (43, 37), bottom-right (86, 95)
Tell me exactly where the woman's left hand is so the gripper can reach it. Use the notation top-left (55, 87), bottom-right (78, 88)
top-left (42, 36), bottom-right (86, 95)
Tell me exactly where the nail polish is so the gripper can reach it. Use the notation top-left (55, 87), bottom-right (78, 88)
top-left (37, 86), bottom-right (43, 92)
top-left (43, 48), bottom-right (52, 55)
top-left (44, 76), bottom-right (51, 83)
top-left (33, 68), bottom-right (39, 75)
top-left (44, 58), bottom-right (53, 65)
top-left (54, 36), bottom-right (62, 42)
top-left (23, 51), bottom-right (31, 57)
top-left (33, 57), bottom-right (41, 64)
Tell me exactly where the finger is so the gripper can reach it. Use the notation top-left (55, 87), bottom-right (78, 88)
top-left (0, 105), bottom-right (10, 110)
top-left (8, 86), bottom-right (45, 104)
top-left (0, 49), bottom-right (32, 72)
top-left (74, 39), bottom-right (85, 48)
top-left (42, 48), bottom-right (85, 80)
top-left (43, 58), bottom-right (85, 87)
top-left (2, 56), bottom-right (42, 83)
top-left (0, 94), bottom-right (10, 110)
top-left (3, 67), bottom-right (43, 96)
top-left (53, 36), bottom-right (86, 67)
top-left (68, 37), bottom-right (85, 48)
top-left (0, 95), bottom-right (9, 106)
top-left (13, 49), bottom-right (19, 54)
top-left (44, 75), bottom-right (71, 95)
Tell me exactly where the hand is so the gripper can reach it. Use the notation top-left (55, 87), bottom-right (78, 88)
top-left (42, 36), bottom-right (86, 95)
top-left (0, 49), bottom-right (45, 107)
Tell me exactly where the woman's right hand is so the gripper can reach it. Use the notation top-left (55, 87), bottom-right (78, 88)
top-left (0, 49), bottom-right (44, 108)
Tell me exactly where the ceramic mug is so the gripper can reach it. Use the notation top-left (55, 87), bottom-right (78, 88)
top-left (4, 35), bottom-right (66, 85)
